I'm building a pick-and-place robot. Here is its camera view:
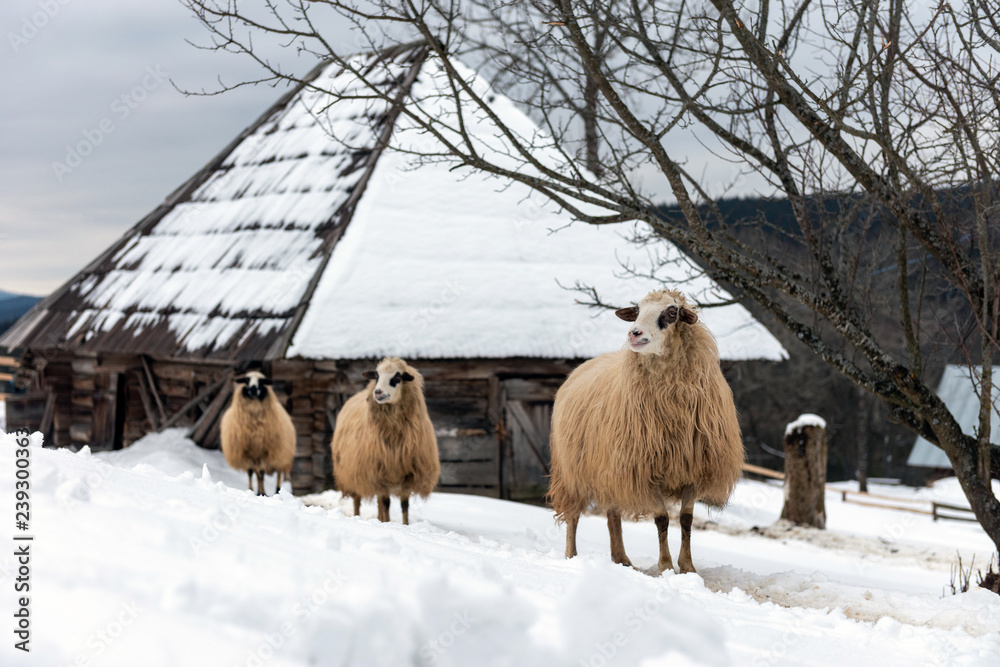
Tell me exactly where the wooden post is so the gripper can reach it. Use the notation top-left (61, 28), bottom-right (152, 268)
top-left (132, 370), bottom-right (159, 430)
top-left (855, 389), bottom-right (869, 493)
top-left (780, 413), bottom-right (828, 529)
top-left (157, 370), bottom-right (233, 431)
top-left (140, 355), bottom-right (167, 425)
top-left (39, 390), bottom-right (56, 437)
top-left (190, 379), bottom-right (233, 447)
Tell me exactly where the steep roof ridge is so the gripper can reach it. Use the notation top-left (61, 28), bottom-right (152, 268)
top-left (0, 60), bottom-right (332, 353)
top-left (265, 42), bottom-right (431, 360)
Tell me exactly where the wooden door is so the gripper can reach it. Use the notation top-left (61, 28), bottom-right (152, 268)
top-left (501, 376), bottom-right (563, 501)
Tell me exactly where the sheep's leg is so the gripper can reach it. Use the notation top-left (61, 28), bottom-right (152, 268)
top-left (256, 470), bottom-right (266, 497)
top-left (677, 485), bottom-right (696, 574)
top-left (352, 495), bottom-right (361, 516)
top-left (247, 470), bottom-right (254, 492)
top-left (654, 513), bottom-right (673, 573)
top-left (275, 471), bottom-right (282, 492)
top-left (378, 495), bottom-right (391, 522)
top-left (607, 509), bottom-right (633, 567)
top-left (565, 513), bottom-right (580, 558)
top-left (400, 495), bottom-right (410, 526)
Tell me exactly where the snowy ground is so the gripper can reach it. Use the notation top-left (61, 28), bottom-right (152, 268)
top-left (2, 429), bottom-right (999, 667)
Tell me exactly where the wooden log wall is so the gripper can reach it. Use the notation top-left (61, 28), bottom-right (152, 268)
top-left (44, 360), bottom-right (72, 447)
top-left (3, 392), bottom-right (50, 436)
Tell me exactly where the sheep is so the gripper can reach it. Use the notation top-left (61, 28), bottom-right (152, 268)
top-left (547, 289), bottom-right (744, 574)
top-left (330, 357), bottom-right (440, 524)
top-left (220, 370), bottom-right (296, 496)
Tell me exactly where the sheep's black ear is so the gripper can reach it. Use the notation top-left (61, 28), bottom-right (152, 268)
top-left (680, 307), bottom-right (698, 324)
top-left (259, 378), bottom-right (273, 386)
top-left (615, 306), bottom-right (639, 322)
top-left (362, 371), bottom-right (379, 381)
top-left (401, 372), bottom-right (415, 382)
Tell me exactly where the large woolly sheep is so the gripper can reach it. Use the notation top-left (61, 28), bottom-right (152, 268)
top-left (220, 370), bottom-right (296, 496)
top-left (548, 289), bottom-right (743, 574)
top-left (330, 357), bottom-right (440, 524)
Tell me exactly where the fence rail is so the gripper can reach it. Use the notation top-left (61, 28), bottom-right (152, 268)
top-left (932, 501), bottom-right (979, 522)
top-left (741, 462), bottom-right (785, 480)
top-left (741, 463), bottom-right (977, 523)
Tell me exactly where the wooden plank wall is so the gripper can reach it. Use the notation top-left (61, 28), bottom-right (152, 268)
top-left (3, 392), bottom-right (49, 434)
top-left (273, 359), bottom-right (330, 495)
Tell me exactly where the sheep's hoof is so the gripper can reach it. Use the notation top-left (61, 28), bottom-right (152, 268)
top-left (657, 559), bottom-right (674, 574)
top-left (677, 561), bottom-right (697, 575)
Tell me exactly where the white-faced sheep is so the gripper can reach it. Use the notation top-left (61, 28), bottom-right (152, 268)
top-left (330, 357), bottom-right (440, 524)
top-left (548, 289), bottom-right (743, 573)
top-left (220, 370), bottom-right (296, 496)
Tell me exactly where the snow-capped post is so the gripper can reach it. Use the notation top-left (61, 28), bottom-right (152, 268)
top-left (780, 414), bottom-right (828, 529)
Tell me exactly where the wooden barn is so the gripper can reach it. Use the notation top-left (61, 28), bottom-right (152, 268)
top-left (2, 42), bottom-right (785, 499)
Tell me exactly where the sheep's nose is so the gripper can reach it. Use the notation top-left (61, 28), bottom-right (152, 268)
top-left (630, 328), bottom-right (643, 337)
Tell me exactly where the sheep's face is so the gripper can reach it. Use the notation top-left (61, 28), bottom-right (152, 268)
top-left (236, 370), bottom-right (272, 402)
top-left (615, 290), bottom-right (698, 354)
top-left (362, 359), bottom-right (416, 405)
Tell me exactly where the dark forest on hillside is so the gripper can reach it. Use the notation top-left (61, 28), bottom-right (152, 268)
top-left (0, 292), bottom-right (41, 336)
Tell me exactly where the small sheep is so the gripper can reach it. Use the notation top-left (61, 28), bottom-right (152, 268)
top-left (548, 289), bottom-right (744, 573)
top-left (330, 357), bottom-right (440, 524)
top-left (220, 370), bottom-right (296, 496)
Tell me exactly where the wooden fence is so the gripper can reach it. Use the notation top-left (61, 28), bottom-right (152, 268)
top-left (741, 462), bottom-right (978, 523)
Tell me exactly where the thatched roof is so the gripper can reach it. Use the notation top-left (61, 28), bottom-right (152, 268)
top-left (4, 42), bottom-right (786, 363)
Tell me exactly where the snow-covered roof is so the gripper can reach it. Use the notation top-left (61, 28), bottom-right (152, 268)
top-left (4, 42), bottom-right (785, 362)
top-left (907, 365), bottom-right (1000, 468)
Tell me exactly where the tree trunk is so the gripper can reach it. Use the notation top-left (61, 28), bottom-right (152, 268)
top-left (855, 389), bottom-right (869, 493)
top-left (582, 73), bottom-right (602, 178)
top-left (780, 415), bottom-right (827, 529)
top-left (942, 428), bottom-right (1000, 559)
top-left (581, 28), bottom-right (605, 178)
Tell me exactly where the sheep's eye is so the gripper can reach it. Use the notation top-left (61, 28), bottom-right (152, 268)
top-left (389, 372), bottom-right (402, 387)
top-left (658, 306), bottom-right (678, 329)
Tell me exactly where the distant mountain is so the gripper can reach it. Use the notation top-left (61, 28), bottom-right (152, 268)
top-left (0, 291), bottom-right (43, 336)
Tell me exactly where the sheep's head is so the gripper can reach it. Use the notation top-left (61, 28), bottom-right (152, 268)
top-left (235, 370), bottom-right (272, 402)
top-left (615, 290), bottom-right (698, 355)
top-left (362, 357), bottom-right (416, 405)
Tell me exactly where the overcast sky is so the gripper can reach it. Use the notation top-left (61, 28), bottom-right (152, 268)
top-left (0, 0), bottom-right (334, 296)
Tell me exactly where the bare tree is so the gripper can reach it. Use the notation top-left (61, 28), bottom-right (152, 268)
top-left (459, 0), bottom-right (625, 176)
top-left (182, 0), bottom-right (1000, 555)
